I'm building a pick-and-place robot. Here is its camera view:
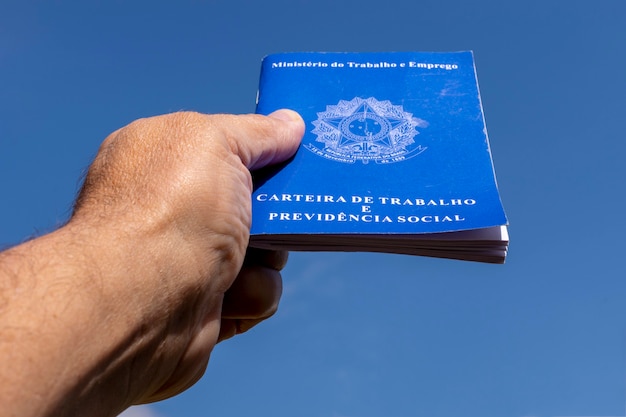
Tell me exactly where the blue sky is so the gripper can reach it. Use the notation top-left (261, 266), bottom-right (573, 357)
top-left (2, 1), bottom-right (626, 416)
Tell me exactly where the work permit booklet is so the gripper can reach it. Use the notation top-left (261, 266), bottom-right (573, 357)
top-left (250, 51), bottom-right (509, 263)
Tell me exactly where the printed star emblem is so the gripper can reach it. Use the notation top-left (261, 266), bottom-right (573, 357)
top-left (310, 97), bottom-right (428, 164)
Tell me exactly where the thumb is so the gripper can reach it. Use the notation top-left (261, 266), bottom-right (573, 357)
top-left (218, 109), bottom-right (305, 171)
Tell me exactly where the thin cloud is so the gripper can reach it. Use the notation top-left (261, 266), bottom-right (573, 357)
top-left (117, 405), bottom-right (164, 417)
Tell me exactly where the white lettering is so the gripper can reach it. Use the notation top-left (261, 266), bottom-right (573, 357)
top-left (408, 62), bottom-right (459, 70)
top-left (397, 214), bottom-right (466, 223)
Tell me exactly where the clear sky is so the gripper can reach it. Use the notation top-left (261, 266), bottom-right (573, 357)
top-left (2, 1), bottom-right (626, 416)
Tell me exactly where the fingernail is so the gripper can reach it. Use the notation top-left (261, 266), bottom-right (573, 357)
top-left (268, 109), bottom-right (303, 124)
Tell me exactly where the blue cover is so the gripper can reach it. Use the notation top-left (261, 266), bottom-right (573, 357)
top-left (252, 51), bottom-right (507, 237)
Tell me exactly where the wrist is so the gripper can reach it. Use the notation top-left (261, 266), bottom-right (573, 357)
top-left (0, 219), bottom-right (205, 416)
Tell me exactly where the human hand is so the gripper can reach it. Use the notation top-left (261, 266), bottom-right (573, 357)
top-left (74, 110), bottom-right (304, 405)
top-left (0, 110), bottom-right (304, 416)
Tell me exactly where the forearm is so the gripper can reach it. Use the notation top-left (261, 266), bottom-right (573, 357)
top-left (0, 221), bottom-right (199, 417)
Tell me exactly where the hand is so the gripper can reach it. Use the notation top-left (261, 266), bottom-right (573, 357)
top-left (73, 110), bottom-right (305, 404)
top-left (0, 110), bottom-right (304, 416)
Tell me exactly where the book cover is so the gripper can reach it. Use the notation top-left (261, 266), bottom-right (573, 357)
top-left (251, 51), bottom-right (508, 263)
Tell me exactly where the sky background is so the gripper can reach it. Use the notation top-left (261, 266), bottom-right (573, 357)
top-left (1, 1), bottom-right (625, 417)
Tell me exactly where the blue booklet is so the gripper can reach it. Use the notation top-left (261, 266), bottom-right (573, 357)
top-left (251, 52), bottom-right (508, 263)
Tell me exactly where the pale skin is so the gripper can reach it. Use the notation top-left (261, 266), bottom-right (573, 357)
top-left (0, 110), bottom-right (305, 417)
